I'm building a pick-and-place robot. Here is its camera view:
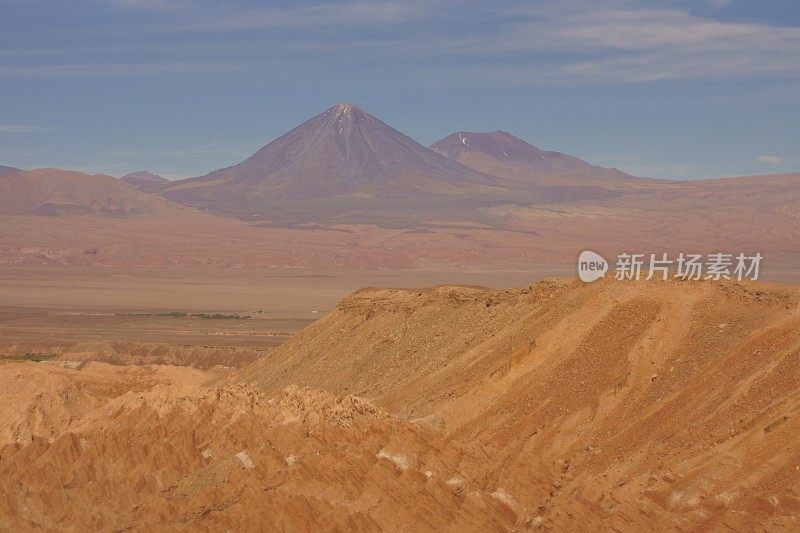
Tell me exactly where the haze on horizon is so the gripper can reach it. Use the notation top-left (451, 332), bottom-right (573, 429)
top-left (0, 0), bottom-right (798, 180)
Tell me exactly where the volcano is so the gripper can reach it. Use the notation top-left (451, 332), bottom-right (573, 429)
top-left (120, 170), bottom-right (168, 192)
top-left (160, 104), bottom-right (519, 223)
top-left (431, 130), bottom-right (639, 184)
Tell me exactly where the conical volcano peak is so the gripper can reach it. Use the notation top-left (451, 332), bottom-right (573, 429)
top-left (327, 102), bottom-right (363, 119)
top-left (161, 103), bottom-right (509, 207)
top-left (321, 102), bottom-right (375, 135)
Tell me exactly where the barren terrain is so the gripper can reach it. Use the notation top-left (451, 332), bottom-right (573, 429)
top-left (1, 276), bottom-right (799, 530)
top-left (2, 176), bottom-right (798, 269)
top-left (0, 266), bottom-right (561, 369)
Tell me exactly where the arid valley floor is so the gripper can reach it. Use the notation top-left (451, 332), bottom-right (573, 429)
top-left (0, 266), bottom-right (562, 370)
top-left (2, 266), bottom-right (800, 530)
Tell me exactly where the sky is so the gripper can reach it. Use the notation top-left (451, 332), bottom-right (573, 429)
top-left (0, 0), bottom-right (798, 180)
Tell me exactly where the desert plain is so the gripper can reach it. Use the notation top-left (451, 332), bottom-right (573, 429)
top-left (0, 265), bottom-right (566, 368)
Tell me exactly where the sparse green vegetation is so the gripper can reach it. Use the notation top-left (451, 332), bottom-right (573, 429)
top-left (1, 353), bottom-right (56, 362)
top-left (115, 312), bottom-right (251, 320)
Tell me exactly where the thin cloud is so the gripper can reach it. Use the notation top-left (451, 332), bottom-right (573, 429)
top-left (110, 0), bottom-right (189, 10)
top-left (0, 124), bottom-right (56, 133)
top-left (757, 155), bottom-right (783, 166)
top-left (181, 1), bottom-right (422, 32)
top-left (0, 61), bottom-right (252, 78)
top-left (708, 0), bottom-right (733, 8)
top-left (591, 152), bottom-right (723, 180)
top-left (446, 2), bottom-right (800, 82)
top-left (1, 0), bottom-right (798, 85)
top-left (0, 148), bottom-right (41, 156)
top-left (106, 147), bottom-right (253, 158)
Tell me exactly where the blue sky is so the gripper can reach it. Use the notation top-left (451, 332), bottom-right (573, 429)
top-left (0, 0), bottom-right (798, 179)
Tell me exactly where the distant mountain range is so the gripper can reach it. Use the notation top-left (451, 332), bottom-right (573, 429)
top-left (0, 103), bottom-right (797, 268)
top-left (1, 104), bottom-right (653, 224)
top-left (158, 103), bottom-right (640, 225)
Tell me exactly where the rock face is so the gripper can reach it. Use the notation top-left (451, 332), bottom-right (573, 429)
top-left (160, 103), bottom-right (519, 223)
top-left (120, 170), bottom-right (168, 192)
top-left (0, 168), bottom-right (168, 217)
top-left (431, 130), bottom-right (639, 183)
top-left (0, 365), bottom-right (516, 531)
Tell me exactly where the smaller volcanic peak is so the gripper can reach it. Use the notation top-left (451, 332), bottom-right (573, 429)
top-left (121, 171), bottom-right (169, 192)
top-left (0, 165), bottom-right (20, 176)
top-left (433, 131), bottom-right (546, 163)
top-left (121, 170), bottom-right (167, 184)
top-left (432, 131), bottom-right (638, 182)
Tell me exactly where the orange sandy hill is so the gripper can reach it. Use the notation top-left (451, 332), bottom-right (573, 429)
top-left (2, 277), bottom-right (799, 530)
top-left (237, 277), bottom-right (800, 530)
top-left (0, 168), bottom-right (169, 217)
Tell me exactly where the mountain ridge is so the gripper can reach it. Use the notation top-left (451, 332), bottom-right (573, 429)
top-left (0, 168), bottom-right (168, 217)
top-left (154, 103), bottom-right (666, 227)
top-left (431, 130), bottom-right (642, 184)
top-left (230, 277), bottom-right (800, 530)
